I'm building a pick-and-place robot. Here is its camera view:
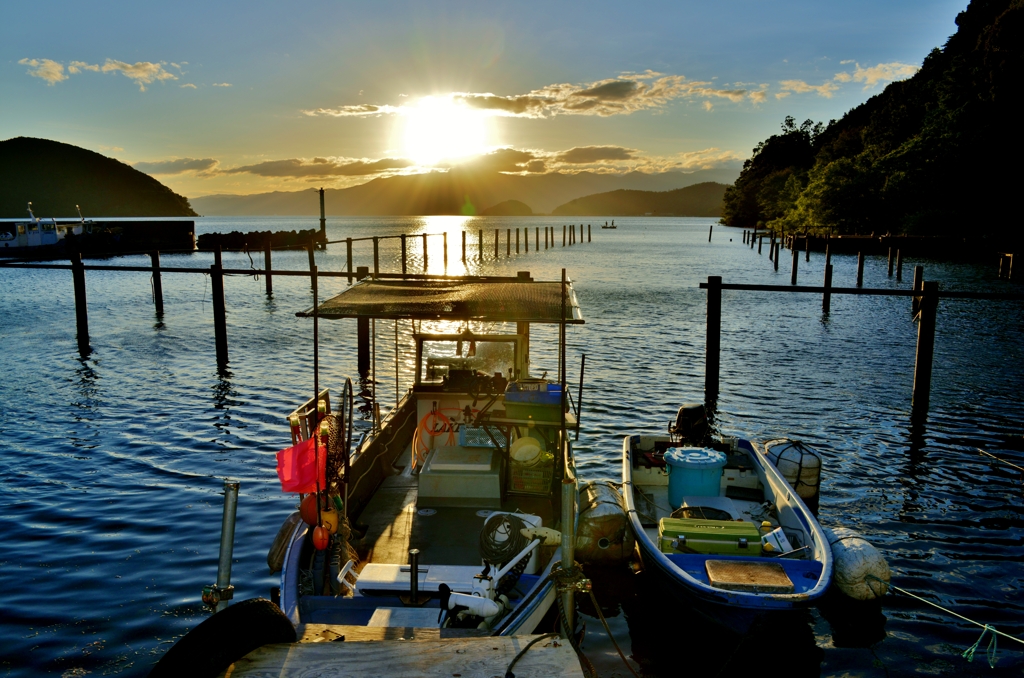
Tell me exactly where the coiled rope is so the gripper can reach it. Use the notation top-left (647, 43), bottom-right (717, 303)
top-left (866, 574), bottom-right (1023, 668)
top-left (480, 513), bottom-right (530, 595)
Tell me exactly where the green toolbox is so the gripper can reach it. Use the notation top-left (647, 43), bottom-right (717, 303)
top-left (658, 517), bottom-right (762, 556)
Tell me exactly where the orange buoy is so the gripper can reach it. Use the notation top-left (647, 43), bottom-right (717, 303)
top-left (312, 525), bottom-right (330, 550)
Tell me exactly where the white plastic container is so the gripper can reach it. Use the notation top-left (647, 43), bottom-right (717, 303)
top-left (664, 447), bottom-right (727, 507)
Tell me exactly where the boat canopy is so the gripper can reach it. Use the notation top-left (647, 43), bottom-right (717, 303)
top-left (297, 277), bottom-right (584, 324)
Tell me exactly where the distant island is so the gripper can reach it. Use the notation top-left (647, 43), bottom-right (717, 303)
top-left (481, 199), bottom-right (534, 216)
top-left (0, 137), bottom-right (197, 218)
top-left (552, 182), bottom-right (727, 216)
top-left (722, 0), bottom-right (1021, 237)
top-left (190, 167), bottom-right (739, 216)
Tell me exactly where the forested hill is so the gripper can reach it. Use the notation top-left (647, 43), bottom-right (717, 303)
top-left (0, 137), bottom-right (197, 217)
top-left (722, 0), bottom-right (1024, 237)
top-left (552, 182), bottom-right (727, 216)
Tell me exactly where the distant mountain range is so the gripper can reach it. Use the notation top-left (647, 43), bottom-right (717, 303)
top-left (0, 137), bottom-right (197, 218)
top-left (190, 167), bottom-right (739, 216)
top-left (552, 182), bottom-right (728, 216)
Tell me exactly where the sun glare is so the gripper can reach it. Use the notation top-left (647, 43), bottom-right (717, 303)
top-left (401, 97), bottom-right (492, 166)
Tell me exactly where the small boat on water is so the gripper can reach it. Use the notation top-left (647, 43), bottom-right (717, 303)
top-left (601, 220), bottom-right (617, 229)
top-left (152, 271), bottom-right (588, 676)
top-left (622, 404), bottom-right (832, 634)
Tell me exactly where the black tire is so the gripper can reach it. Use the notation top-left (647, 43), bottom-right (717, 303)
top-left (148, 598), bottom-right (296, 678)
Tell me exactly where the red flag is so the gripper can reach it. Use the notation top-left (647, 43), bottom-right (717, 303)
top-left (276, 436), bottom-right (327, 493)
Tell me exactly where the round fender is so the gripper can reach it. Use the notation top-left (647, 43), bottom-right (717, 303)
top-left (148, 598), bottom-right (296, 678)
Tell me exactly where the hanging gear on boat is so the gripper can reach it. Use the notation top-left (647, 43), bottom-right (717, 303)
top-left (479, 512), bottom-right (530, 595)
top-left (575, 481), bottom-right (635, 565)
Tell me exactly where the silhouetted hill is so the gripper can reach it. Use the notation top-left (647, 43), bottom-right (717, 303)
top-left (481, 200), bottom-right (533, 216)
top-left (190, 167), bottom-right (739, 216)
top-left (552, 182), bottom-right (728, 216)
top-left (0, 137), bottom-right (197, 217)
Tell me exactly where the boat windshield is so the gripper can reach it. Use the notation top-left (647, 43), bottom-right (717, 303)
top-left (421, 337), bottom-right (516, 384)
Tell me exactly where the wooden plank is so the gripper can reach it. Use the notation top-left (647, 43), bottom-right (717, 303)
top-left (220, 634), bottom-right (583, 677)
top-left (297, 623), bottom-right (489, 643)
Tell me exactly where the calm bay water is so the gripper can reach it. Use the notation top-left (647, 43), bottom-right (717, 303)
top-left (1, 216), bottom-right (1022, 676)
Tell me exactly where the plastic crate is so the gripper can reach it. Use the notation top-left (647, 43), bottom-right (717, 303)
top-left (509, 461), bottom-right (553, 495)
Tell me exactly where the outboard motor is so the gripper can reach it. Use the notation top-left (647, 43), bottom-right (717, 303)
top-left (669, 403), bottom-right (708, 446)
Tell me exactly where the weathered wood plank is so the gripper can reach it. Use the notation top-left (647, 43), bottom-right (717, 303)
top-left (296, 623), bottom-right (489, 643)
top-left (220, 634), bottom-right (583, 677)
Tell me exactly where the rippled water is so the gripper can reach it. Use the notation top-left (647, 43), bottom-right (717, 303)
top-left (1, 217), bottom-right (1022, 676)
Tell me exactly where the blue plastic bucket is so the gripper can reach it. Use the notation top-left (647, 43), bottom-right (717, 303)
top-left (664, 447), bottom-right (727, 507)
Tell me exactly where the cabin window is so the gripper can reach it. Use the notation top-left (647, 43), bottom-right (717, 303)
top-left (420, 337), bottom-right (517, 385)
top-left (18, 225), bottom-right (26, 235)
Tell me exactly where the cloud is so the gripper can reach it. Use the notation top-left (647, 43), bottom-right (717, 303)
top-left (302, 103), bottom-right (398, 117)
top-left (775, 92), bottom-right (791, 99)
top-left (19, 58), bottom-right (67, 84)
top-left (673, 147), bottom-right (745, 170)
top-left (134, 158), bottom-right (219, 175)
top-left (181, 83), bottom-right (197, 89)
top-left (703, 101), bottom-right (714, 112)
top-left (212, 82), bottom-right (232, 87)
top-left (778, 79), bottom-right (839, 98)
top-left (553, 146), bottom-right (636, 164)
top-left (833, 61), bottom-right (918, 88)
top-left (223, 157), bottom-right (412, 178)
top-left (21, 57), bottom-right (178, 90)
top-left (453, 148), bottom-right (544, 173)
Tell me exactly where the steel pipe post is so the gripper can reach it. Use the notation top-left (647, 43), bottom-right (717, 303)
top-left (356, 267), bottom-right (370, 374)
top-left (265, 242), bottom-right (274, 294)
top-left (705, 276), bottom-right (722, 400)
top-left (211, 247), bottom-right (228, 366)
top-left (560, 476), bottom-right (576, 639)
top-left (823, 264), bottom-right (833, 314)
top-left (215, 479), bottom-right (240, 612)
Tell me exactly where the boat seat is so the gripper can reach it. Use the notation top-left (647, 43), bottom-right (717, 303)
top-left (355, 563), bottom-right (484, 597)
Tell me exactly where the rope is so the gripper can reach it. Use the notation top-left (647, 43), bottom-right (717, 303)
top-left (504, 632), bottom-right (560, 678)
top-left (865, 574), bottom-right (1024, 666)
top-left (978, 448), bottom-right (1024, 474)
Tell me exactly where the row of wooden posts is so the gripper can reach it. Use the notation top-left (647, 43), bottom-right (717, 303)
top-left (21, 222), bottom-right (599, 364)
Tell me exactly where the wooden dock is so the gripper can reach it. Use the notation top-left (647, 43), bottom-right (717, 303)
top-left (219, 625), bottom-right (584, 677)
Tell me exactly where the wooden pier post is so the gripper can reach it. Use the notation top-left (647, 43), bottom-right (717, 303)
top-left (791, 244), bottom-right (799, 284)
top-left (1008, 253), bottom-right (1014, 280)
top-left (588, 224), bottom-right (591, 242)
top-left (495, 229), bottom-right (499, 259)
top-left (211, 247), bottom-right (228, 365)
top-left (461, 231), bottom-right (466, 262)
top-left (422, 233), bottom-right (428, 269)
top-left (825, 243), bottom-right (831, 268)
top-left (373, 237), bottom-right (380, 277)
top-left (751, 228), bottom-right (756, 250)
top-left (318, 187), bottom-right (327, 243)
top-left (758, 236), bottom-right (763, 254)
top-left (823, 264), bottom-right (833, 314)
top-left (888, 247), bottom-right (894, 277)
top-left (805, 236), bottom-right (810, 262)
top-left (743, 230), bottom-right (747, 244)
top-left (525, 228), bottom-right (528, 253)
top-left (478, 230), bottom-right (483, 263)
top-left (71, 252), bottom-right (89, 354)
top-left (401, 235), bottom-right (407, 274)
top-left (705, 276), bottom-right (722, 400)
top-left (150, 251), bottom-right (164, 316)
top-left (857, 252), bottom-right (865, 287)
top-left (708, 224), bottom-right (713, 242)
top-left (912, 265), bottom-right (924, 317)
top-left (579, 224), bottom-right (583, 244)
top-left (265, 242), bottom-right (274, 294)
top-left (345, 238), bottom-right (353, 283)
top-left (356, 266), bottom-right (370, 374)
top-left (563, 225), bottom-right (567, 247)
top-left (536, 227), bottom-right (540, 251)
top-left (774, 242), bottom-right (779, 271)
top-left (896, 250), bottom-right (903, 281)
top-left (443, 232), bottom-right (448, 269)
top-left (516, 228), bottom-right (520, 254)
top-left (307, 240), bottom-right (316, 288)
top-left (506, 229), bottom-right (511, 257)
top-left (545, 227), bottom-right (549, 249)
top-left (911, 281), bottom-right (939, 424)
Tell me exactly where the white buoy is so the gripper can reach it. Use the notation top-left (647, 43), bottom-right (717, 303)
top-left (763, 439), bottom-right (822, 504)
top-left (824, 527), bottom-right (890, 601)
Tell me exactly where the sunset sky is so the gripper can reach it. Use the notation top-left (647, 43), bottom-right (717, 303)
top-left (2, 1), bottom-right (967, 198)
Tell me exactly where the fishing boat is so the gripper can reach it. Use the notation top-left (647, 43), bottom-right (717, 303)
top-left (601, 220), bottom-right (616, 229)
top-left (151, 270), bottom-right (588, 676)
top-left (622, 404), bottom-right (832, 634)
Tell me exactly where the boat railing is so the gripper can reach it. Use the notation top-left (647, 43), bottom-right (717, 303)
top-left (287, 388), bottom-right (331, 442)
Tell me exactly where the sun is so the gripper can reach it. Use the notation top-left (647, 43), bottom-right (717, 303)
top-left (400, 96), bottom-right (493, 166)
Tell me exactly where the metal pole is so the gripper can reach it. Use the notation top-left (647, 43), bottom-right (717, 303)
top-left (805, 236), bottom-right (810, 262)
top-left (525, 227), bottom-right (529, 253)
top-left (215, 479), bottom-right (240, 613)
top-left (563, 224), bottom-right (566, 247)
top-left (495, 229), bottom-right (499, 259)
top-left (265, 241), bottom-right (274, 294)
top-left (462, 230), bottom-right (466, 262)
top-left (71, 252), bottom-right (89, 354)
top-left (911, 281), bottom-right (939, 424)
top-left (443, 231), bottom-right (448, 269)
top-left (560, 476), bottom-right (576, 639)
top-left (422, 233), bottom-right (428, 270)
top-left (507, 228), bottom-right (511, 257)
top-left (896, 250), bottom-right (903, 281)
top-left (318, 187), bottom-right (326, 241)
top-left (705, 276), bottom-right (721, 400)
top-left (790, 244), bottom-right (799, 285)
top-left (912, 265), bottom-right (924, 317)
top-left (356, 267), bottom-right (370, 374)
top-left (373, 237), bottom-right (380, 276)
top-left (211, 247), bottom-right (228, 366)
top-left (857, 252), bottom-right (865, 287)
top-left (822, 264), bottom-right (833, 314)
top-left (888, 247), bottom-right (894, 277)
top-left (536, 227), bottom-right (539, 251)
top-left (516, 228), bottom-right (520, 254)
top-left (150, 251), bottom-right (164, 316)
top-left (575, 354), bottom-right (586, 441)
top-left (307, 241), bottom-right (316, 289)
top-left (401, 234), bottom-right (407, 274)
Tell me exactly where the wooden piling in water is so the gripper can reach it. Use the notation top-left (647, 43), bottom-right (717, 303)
top-left (705, 275), bottom-right (722, 401)
top-left (356, 266), bottom-right (370, 374)
top-left (516, 228), bottom-right (520, 254)
top-left (212, 247), bottom-right (228, 365)
top-left (536, 227), bottom-right (540, 251)
top-left (805, 236), bottom-right (810, 262)
top-left (462, 231), bottom-right (466, 262)
top-left (524, 228), bottom-right (528, 253)
top-left (708, 224), bottom-right (713, 242)
top-left (896, 250), bottom-right (903, 281)
top-left (791, 244), bottom-right (799, 284)
top-left (401, 235), bottom-right (407, 274)
top-left (774, 242), bottom-right (779, 271)
top-left (373, 237), bottom-right (380, 276)
top-left (563, 225), bottom-right (567, 247)
top-left (579, 223), bottom-right (583, 243)
top-left (71, 252), bottom-right (89, 354)
top-left (912, 265), bottom-right (924, 317)
top-left (506, 229), bottom-right (511, 257)
top-left (478, 230), bottom-right (483, 262)
top-left (494, 229), bottom-right (499, 259)
top-left (588, 224), bottom-right (591, 242)
top-left (888, 247), bottom-right (894, 277)
top-left (422, 233), bottom-right (428, 269)
top-left (307, 241), bottom-right (316, 288)
top-left (912, 281), bottom-right (939, 423)
top-left (758, 236), bottom-right (763, 254)
top-left (265, 242), bottom-right (274, 293)
top-left (150, 251), bottom-right (164, 316)
top-left (823, 264), bottom-right (833, 314)
top-left (346, 238), bottom-right (353, 283)
top-left (857, 252), bottom-right (865, 287)
top-left (443, 232), bottom-right (448, 269)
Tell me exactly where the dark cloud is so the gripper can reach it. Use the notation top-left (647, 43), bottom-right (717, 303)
top-left (573, 80), bottom-right (640, 101)
top-left (224, 157), bottom-right (412, 178)
top-left (301, 103), bottom-right (390, 117)
top-left (553, 146), bottom-right (636, 164)
top-left (134, 158), bottom-right (218, 174)
top-left (453, 94), bottom-right (545, 116)
top-left (454, 148), bottom-right (544, 173)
